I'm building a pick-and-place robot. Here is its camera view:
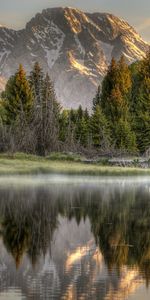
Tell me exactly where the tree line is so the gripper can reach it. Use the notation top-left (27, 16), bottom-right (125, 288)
top-left (0, 51), bottom-right (149, 156)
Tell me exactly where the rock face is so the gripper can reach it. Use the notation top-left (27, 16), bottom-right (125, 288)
top-left (0, 7), bottom-right (149, 109)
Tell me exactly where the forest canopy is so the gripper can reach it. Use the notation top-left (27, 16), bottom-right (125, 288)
top-left (0, 51), bottom-right (150, 156)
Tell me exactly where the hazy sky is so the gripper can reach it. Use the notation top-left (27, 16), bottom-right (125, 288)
top-left (0, 0), bottom-right (149, 42)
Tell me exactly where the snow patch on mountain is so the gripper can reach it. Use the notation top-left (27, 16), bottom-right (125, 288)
top-left (74, 34), bottom-right (85, 57)
top-left (44, 22), bottom-right (65, 69)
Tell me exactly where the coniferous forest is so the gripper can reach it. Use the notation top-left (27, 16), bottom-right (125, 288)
top-left (0, 51), bottom-right (150, 157)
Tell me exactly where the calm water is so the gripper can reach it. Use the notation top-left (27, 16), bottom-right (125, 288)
top-left (0, 175), bottom-right (150, 300)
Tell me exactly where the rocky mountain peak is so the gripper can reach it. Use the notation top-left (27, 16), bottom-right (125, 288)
top-left (0, 7), bottom-right (149, 109)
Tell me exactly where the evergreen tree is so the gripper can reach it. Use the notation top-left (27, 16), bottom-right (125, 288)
top-left (75, 106), bottom-right (84, 142)
top-left (32, 72), bottom-right (60, 156)
top-left (90, 105), bottom-right (111, 149)
top-left (118, 55), bottom-right (132, 96)
top-left (2, 64), bottom-right (33, 124)
top-left (114, 118), bottom-right (137, 153)
top-left (65, 111), bottom-right (76, 150)
top-left (70, 109), bottom-right (77, 124)
top-left (59, 110), bottom-right (69, 142)
top-left (101, 57), bottom-right (131, 121)
top-left (109, 85), bottom-right (136, 152)
top-left (93, 85), bottom-right (101, 111)
top-left (131, 51), bottom-right (150, 152)
top-left (84, 108), bottom-right (90, 123)
top-left (100, 56), bottom-right (136, 152)
top-left (101, 57), bottom-right (119, 114)
top-left (74, 106), bottom-right (90, 147)
top-left (108, 85), bottom-right (127, 122)
top-left (77, 105), bottom-right (83, 120)
top-left (29, 62), bottom-right (44, 107)
top-left (78, 117), bottom-right (89, 147)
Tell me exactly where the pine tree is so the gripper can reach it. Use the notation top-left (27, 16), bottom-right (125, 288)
top-left (32, 72), bottom-right (60, 156)
top-left (84, 108), bottom-right (90, 123)
top-left (75, 106), bottom-right (84, 142)
top-left (109, 85), bottom-right (128, 124)
top-left (114, 118), bottom-right (137, 153)
top-left (101, 57), bottom-right (119, 114)
top-left (59, 110), bottom-right (69, 142)
top-left (2, 64), bottom-right (33, 124)
top-left (90, 105), bottom-right (111, 149)
top-left (29, 62), bottom-right (44, 107)
top-left (77, 105), bottom-right (83, 120)
top-left (118, 55), bottom-right (132, 96)
top-left (131, 51), bottom-right (150, 153)
top-left (29, 62), bottom-right (61, 155)
top-left (79, 117), bottom-right (89, 147)
top-left (100, 56), bottom-right (136, 152)
top-left (93, 85), bottom-right (101, 111)
top-left (101, 57), bottom-right (131, 121)
top-left (70, 109), bottom-right (77, 124)
top-left (74, 106), bottom-right (90, 147)
top-left (65, 111), bottom-right (76, 150)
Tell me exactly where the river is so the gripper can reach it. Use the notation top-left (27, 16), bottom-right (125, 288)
top-left (0, 175), bottom-right (150, 300)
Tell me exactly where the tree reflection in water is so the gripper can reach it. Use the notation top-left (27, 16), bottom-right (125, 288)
top-left (0, 179), bottom-right (150, 299)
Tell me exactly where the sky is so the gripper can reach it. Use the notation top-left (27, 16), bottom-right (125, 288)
top-left (0, 0), bottom-right (149, 42)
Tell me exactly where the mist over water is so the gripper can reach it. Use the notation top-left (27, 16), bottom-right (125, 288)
top-left (0, 175), bottom-right (150, 300)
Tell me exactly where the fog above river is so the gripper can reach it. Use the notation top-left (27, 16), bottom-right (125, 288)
top-left (0, 174), bottom-right (150, 188)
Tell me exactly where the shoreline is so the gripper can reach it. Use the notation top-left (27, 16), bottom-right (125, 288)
top-left (0, 154), bottom-right (150, 176)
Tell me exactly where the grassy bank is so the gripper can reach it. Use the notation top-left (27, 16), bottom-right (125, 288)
top-left (0, 153), bottom-right (150, 176)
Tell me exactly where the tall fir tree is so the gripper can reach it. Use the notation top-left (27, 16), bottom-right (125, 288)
top-left (29, 62), bottom-right (44, 107)
top-left (2, 64), bottom-right (33, 124)
top-left (75, 105), bottom-right (84, 142)
top-left (90, 105), bottom-right (111, 149)
top-left (101, 57), bottom-right (131, 121)
top-left (101, 57), bottom-right (119, 115)
top-left (131, 51), bottom-right (150, 153)
top-left (65, 111), bottom-right (76, 150)
top-left (100, 56), bottom-right (136, 152)
top-left (75, 106), bottom-right (90, 147)
top-left (59, 110), bottom-right (69, 142)
top-left (114, 118), bottom-right (137, 153)
top-left (93, 85), bottom-right (101, 111)
top-left (32, 72), bottom-right (60, 156)
top-left (84, 108), bottom-right (90, 123)
top-left (117, 55), bottom-right (132, 96)
top-left (79, 117), bottom-right (89, 147)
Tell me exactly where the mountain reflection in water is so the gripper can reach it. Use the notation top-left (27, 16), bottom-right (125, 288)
top-left (0, 176), bottom-right (150, 300)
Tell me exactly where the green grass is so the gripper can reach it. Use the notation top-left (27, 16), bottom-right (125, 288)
top-left (0, 152), bottom-right (150, 176)
top-left (47, 152), bottom-right (85, 162)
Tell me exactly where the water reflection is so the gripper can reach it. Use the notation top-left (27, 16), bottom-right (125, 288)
top-left (0, 177), bottom-right (150, 299)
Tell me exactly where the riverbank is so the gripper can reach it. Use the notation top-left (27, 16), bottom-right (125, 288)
top-left (0, 153), bottom-right (150, 176)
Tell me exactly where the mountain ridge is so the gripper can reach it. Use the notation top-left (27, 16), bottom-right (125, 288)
top-left (0, 7), bottom-right (149, 109)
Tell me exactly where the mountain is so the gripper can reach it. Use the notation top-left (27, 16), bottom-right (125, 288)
top-left (0, 7), bottom-right (149, 109)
